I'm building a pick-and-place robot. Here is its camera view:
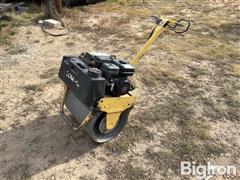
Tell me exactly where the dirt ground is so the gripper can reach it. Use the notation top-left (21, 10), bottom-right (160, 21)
top-left (0, 0), bottom-right (240, 179)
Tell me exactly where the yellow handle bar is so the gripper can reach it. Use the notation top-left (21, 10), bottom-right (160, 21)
top-left (130, 17), bottom-right (190, 66)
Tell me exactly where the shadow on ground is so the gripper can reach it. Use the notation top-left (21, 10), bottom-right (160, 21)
top-left (0, 114), bottom-right (98, 179)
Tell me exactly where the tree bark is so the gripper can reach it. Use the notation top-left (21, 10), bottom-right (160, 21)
top-left (54, 0), bottom-right (63, 14)
top-left (44, 0), bottom-right (59, 19)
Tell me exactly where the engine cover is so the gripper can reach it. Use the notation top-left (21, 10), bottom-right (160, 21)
top-left (59, 52), bottom-right (135, 107)
top-left (58, 56), bottom-right (106, 107)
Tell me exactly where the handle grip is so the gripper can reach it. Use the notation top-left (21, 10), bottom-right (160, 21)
top-left (172, 19), bottom-right (191, 34)
top-left (150, 16), bottom-right (191, 34)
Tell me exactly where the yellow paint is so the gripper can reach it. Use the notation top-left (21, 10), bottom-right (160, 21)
top-left (130, 18), bottom-right (176, 66)
top-left (106, 113), bottom-right (121, 130)
top-left (98, 95), bottom-right (136, 129)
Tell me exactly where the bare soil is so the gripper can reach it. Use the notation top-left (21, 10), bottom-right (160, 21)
top-left (0, 0), bottom-right (240, 179)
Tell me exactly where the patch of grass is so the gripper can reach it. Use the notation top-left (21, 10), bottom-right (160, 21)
top-left (232, 64), bottom-right (240, 76)
top-left (7, 44), bottom-right (28, 55)
top-left (217, 22), bottom-right (240, 41)
top-left (222, 90), bottom-right (240, 122)
top-left (179, 120), bottom-right (210, 140)
top-left (62, 8), bottom-right (85, 31)
top-left (139, 64), bottom-right (186, 88)
top-left (144, 129), bottom-right (225, 176)
top-left (96, 16), bottom-right (131, 35)
top-left (64, 9), bottom-right (131, 36)
top-left (201, 97), bottom-right (224, 119)
top-left (145, 148), bottom-right (178, 174)
top-left (0, 3), bottom-right (41, 45)
top-left (46, 76), bottom-right (61, 84)
top-left (165, 131), bottom-right (225, 162)
top-left (33, 39), bottom-right (40, 43)
top-left (136, 95), bottom-right (225, 175)
top-left (86, 0), bottom-right (175, 17)
top-left (105, 93), bottom-right (198, 156)
top-left (0, 114), bottom-right (6, 121)
top-left (51, 95), bottom-right (63, 107)
top-left (105, 124), bottom-right (154, 154)
top-left (40, 67), bottom-right (59, 79)
top-left (65, 41), bottom-right (75, 47)
top-left (106, 159), bottom-right (154, 180)
top-left (186, 65), bottom-right (206, 78)
top-left (139, 97), bottom-right (195, 126)
top-left (185, 35), bottom-right (239, 61)
top-left (12, 3), bottom-right (41, 25)
top-left (22, 84), bottom-right (44, 93)
top-left (22, 77), bottom-right (60, 94)
top-left (79, 175), bottom-right (97, 180)
top-left (0, 26), bottom-right (18, 45)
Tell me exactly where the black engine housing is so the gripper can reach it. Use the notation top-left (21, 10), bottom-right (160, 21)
top-left (82, 52), bottom-right (135, 97)
top-left (59, 52), bottom-right (135, 106)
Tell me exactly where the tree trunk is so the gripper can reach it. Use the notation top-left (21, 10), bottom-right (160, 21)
top-left (44, 0), bottom-right (59, 19)
top-left (54, 0), bottom-right (63, 14)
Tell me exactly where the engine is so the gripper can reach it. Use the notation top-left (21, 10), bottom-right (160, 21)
top-left (82, 52), bottom-right (134, 96)
top-left (58, 52), bottom-right (134, 106)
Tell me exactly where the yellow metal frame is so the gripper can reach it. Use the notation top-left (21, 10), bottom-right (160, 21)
top-left (98, 95), bottom-right (136, 129)
top-left (130, 18), bottom-right (176, 66)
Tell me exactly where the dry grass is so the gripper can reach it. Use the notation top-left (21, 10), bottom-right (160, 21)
top-left (1, 0), bottom-right (239, 179)
top-left (139, 64), bottom-right (185, 87)
top-left (83, 0), bottom-right (178, 17)
top-left (62, 1), bottom-right (239, 177)
top-left (106, 160), bottom-right (154, 180)
top-left (0, 25), bottom-right (17, 45)
top-left (63, 8), bottom-right (131, 36)
top-left (233, 64), bottom-right (240, 76)
top-left (96, 16), bottom-right (131, 35)
top-left (0, 4), bottom-right (41, 45)
top-left (22, 68), bottom-right (60, 94)
top-left (23, 76), bottom-right (60, 89)
top-left (39, 67), bottom-right (59, 79)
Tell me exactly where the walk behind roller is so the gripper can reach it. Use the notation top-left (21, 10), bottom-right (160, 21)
top-left (58, 16), bottom-right (190, 143)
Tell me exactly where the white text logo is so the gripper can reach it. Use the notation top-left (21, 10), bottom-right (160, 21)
top-left (181, 161), bottom-right (237, 179)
